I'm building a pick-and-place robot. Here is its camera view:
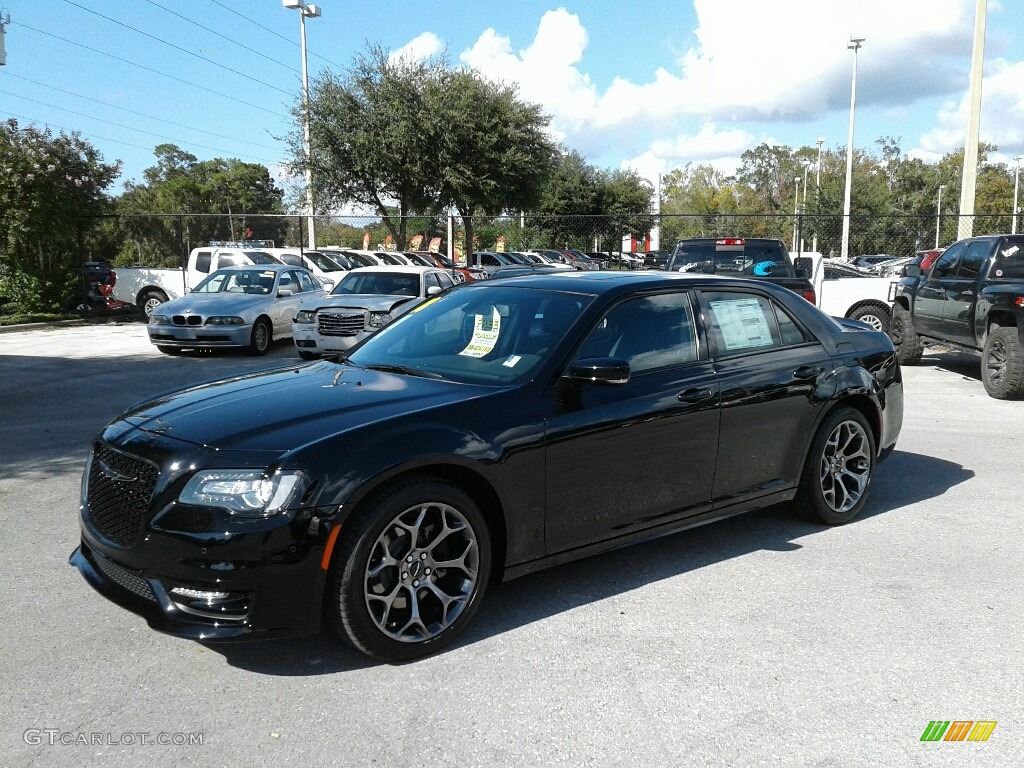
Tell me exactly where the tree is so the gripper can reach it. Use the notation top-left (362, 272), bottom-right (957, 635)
top-left (424, 67), bottom-right (558, 259)
top-left (116, 144), bottom-right (286, 266)
top-left (0, 119), bottom-right (120, 311)
top-left (295, 45), bottom-right (442, 249)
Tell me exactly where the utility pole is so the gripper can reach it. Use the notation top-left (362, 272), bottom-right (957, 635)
top-left (0, 11), bottom-right (11, 66)
top-left (957, 0), bottom-right (987, 240)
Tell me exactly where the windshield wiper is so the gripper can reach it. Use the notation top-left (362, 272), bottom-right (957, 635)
top-left (362, 363), bottom-right (443, 379)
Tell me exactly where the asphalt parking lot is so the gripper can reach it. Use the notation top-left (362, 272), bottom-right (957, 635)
top-left (2, 320), bottom-right (1022, 767)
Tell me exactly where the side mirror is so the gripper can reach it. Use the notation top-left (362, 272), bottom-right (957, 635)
top-left (323, 280), bottom-right (335, 290)
top-left (565, 357), bottom-right (630, 385)
top-left (793, 257), bottom-right (810, 278)
top-left (277, 289), bottom-right (294, 297)
top-left (903, 265), bottom-right (921, 278)
top-left (426, 286), bottom-right (442, 296)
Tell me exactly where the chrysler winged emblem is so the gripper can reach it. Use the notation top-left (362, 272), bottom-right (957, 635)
top-left (97, 457), bottom-right (137, 483)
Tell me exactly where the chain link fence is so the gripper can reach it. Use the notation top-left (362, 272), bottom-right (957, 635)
top-left (77, 212), bottom-right (1018, 271)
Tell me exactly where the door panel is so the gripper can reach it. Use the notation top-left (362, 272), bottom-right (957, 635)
top-left (914, 242), bottom-right (965, 337)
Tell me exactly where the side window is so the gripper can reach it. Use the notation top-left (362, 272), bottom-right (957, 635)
top-left (424, 272), bottom-right (441, 293)
top-left (482, 255), bottom-right (499, 267)
top-left (773, 304), bottom-right (811, 346)
top-left (575, 293), bottom-right (697, 374)
top-left (957, 241), bottom-right (989, 280)
top-left (437, 272), bottom-right (455, 290)
top-left (701, 292), bottom-right (783, 355)
top-left (295, 270), bottom-right (316, 293)
top-left (278, 270), bottom-right (297, 291)
top-left (930, 242), bottom-right (964, 279)
top-left (194, 251), bottom-right (212, 274)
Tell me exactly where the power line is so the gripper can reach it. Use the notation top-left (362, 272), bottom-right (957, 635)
top-left (1, 110), bottom-right (157, 153)
top-left (4, 72), bottom-right (282, 152)
top-left (0, 88), bottom-right (281, 165)
top-left (14, 21), bottom-right (292, 120)
top-left (206, 0), bottom-right (346, 70)
top-left (60, 0), bottom-right (294, 97)
top-left (141, 0), bottom-right (298, 75)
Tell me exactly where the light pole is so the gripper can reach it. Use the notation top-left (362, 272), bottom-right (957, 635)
top-left (957, 0), bottom-right (988, 240)
top-left (792, 176), bottom-right (801, 251)
top-left (283, 0), bottom-right (321, 250)
top-left (813, 137), bottom-right (824, 252)
top-left (935, 184), bottom-right (946, 248)
top-left (841, 36), bottom-right (864, 261)
top-left (1013, 155), bottom-right (1022, 235)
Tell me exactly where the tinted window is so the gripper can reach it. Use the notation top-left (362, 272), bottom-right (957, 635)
top-left (277, 252), bottom-right (303, 267)
top-left (194, 251), bottom-right (212, 273)
top-left (701, 292), bottom-right (787, 355)
top-left (667, 241), bottom-right (795, 277)
top-left (957, 242), bottom-right (989, 280)
top-left (991, 238), bottom-right (1024, 280)
top-left (576, 293), bottom-right (697, 373)
top-left (930, 242), bottom-right (964, 279)
top-left (437, 272), bottom-right (455, 290)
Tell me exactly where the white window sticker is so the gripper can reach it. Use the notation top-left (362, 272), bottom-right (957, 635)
top-left (710, 298), bottom-right (773, 350)
top-left (502, 355), bottom-right (522, 368)
top-left (459, 308), bottom-right (501, 358)
top-left (1002, 245), bottom-right (1020, 257)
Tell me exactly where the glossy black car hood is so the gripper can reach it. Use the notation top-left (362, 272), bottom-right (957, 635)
top-left (117, 361), bottom-right (490, 452)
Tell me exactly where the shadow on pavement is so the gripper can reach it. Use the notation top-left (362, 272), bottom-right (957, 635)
top-left (207, 448), bottom-right (970, 675)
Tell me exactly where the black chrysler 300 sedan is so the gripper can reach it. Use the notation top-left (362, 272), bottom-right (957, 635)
top-left (72, 271), bottom-right (903, 662)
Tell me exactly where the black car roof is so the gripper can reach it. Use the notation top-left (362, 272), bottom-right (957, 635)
top-left (461, 269), bottom-right (795, 297)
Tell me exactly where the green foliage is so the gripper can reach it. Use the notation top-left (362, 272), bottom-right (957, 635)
top-left (0, 119), bottom-right (120, 311)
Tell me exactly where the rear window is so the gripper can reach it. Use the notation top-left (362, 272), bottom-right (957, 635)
top-left (991, 238), bottom-right (1024, 280)
top-left (667, 240), bottom-right (795, 277)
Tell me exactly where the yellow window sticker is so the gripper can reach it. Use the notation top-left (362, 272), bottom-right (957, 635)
top-left (459, 308), bottom-right (501, 358)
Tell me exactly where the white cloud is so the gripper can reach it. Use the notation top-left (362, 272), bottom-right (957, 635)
top-left (915, 58), bottom-right (1024, 159)
top-left (390, 32), bottom-right (444, 63)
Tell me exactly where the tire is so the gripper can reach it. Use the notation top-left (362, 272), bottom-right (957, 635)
top-left (248, 317), bottom-right (272, 356)
top-left (138, 290), bottom-right (168, 318)
top-left (981, 326), bottom-right (1024, 400)
top-left (297, 350), bottom-right (320, 361)
top-left (327, 475), bottom-right (492, 662)
top-left (849, 303), bottom-right (890, 333)
top-left (156, 345), bottom-right (182, 355)
top-left (889, 303), bottom-right (923, 365)
top-left (794, 406), bottom-right (876, 525)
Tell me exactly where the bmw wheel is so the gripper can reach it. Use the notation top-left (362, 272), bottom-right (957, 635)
top-left (328, 475), bottom-right (492, 662)
top-left (248, 317), bottom-right (271, 356)
top-left (795, 406), bottom-right (876, 525)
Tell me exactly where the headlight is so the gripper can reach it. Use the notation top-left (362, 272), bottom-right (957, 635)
top-left (294, 310), bottom-right (316, 324)
top-left (205, 316), bottom-right (244, 326)
top-left (178, 469), bottom-right (306, 517)
top-left (369, 311), bottom-right (392, 327)
top-left (149, 314), bottom-right (170, 325)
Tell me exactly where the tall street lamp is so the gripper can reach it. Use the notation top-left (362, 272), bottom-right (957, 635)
top-left (1013, 155), bottom-right (1022, 235)
top-left (935, 184), bottom-right (946, 248)
top-left (813, 137), bottom-right (824, 252)
top-left (841, 36), bottom-right (864, 261)
top-left (283, 0), bottom-right (321, 250)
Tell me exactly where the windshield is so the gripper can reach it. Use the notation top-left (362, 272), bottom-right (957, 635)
top-left (347, 285), bottom-right (595, 385)
top-left (332, 271), bottom-right (420, 296)
top-left (242, 250), bottom-right (283, 265)
top-left (193, 269), bottom-right (277, 294)
top-left (667, 241), bottom-right (795, 277)
top-left (304, 251), bottom-right (347, 272)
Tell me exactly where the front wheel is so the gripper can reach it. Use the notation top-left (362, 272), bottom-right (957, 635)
top-left (981, 326), bottom-right (1024, 400)
top-left (248, 318), bottom-right (271, 356)
top-left (794, 406), bottom-right (876, 525)
top-left (889, 304), bottom-right (922, 365)
top-left (327, 476), bottom-right (492, 662)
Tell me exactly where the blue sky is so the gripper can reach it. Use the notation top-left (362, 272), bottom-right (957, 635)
top-left (2, 0), bottom-right (1023, 198)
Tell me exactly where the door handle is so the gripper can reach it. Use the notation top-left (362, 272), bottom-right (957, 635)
top-left (793, 365), bottom-right (825, 380)
top-left (677, 387), bottom-right (715, 403)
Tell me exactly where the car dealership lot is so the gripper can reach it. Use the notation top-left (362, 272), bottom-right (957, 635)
top-left (2, 322), bottom-right (1022, 766)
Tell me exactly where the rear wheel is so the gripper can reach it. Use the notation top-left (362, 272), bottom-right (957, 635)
top-left (849, 303), bottom-right (890, 333)
top-left (981, 326), bottom-right (1024, 400)
top-left (138, 290), bottom-right (168, 318)
top-left (248, 317), bottom-right (271, 356)
top-left (795, 406), bottom-right (876, 525)
top-left (889, 304), bottom-right (922, 365)
top-left (327, 476), bottom-right (492, 662)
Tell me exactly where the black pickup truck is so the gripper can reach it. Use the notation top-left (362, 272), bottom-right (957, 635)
top-left (664, 238), bottom-right (816, 303)
top-left (890, 233), bottom-right (1024, 399)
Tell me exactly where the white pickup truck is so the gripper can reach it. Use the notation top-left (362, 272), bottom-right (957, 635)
top-left (112, 242), bottom-right (286, 316)
top-left (794, 252), bottom-right (896, 332)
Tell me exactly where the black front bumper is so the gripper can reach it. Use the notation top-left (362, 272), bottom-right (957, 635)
top-left (70, 535), bottom-right (328, 642)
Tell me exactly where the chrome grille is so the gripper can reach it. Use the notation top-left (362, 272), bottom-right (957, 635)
top-left (318, 311), bottom-right (365, 337)
top-left (87, 443), bottom-right (159, 548)
top-left (92, 550), bottom-right (157, 602)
